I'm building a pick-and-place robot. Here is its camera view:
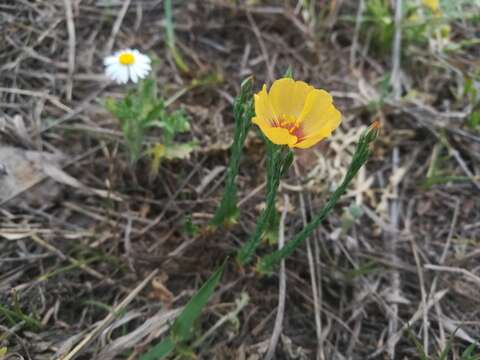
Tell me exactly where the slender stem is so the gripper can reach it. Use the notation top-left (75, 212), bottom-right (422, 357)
top-left (210, 78), bottom-right (254, 227)
top-left (237, 144), bottom-right (291, 265)
top-left (164, 0), bottom-right (189, 73)
top-left (257, 123), bottom-right (379, 273)
top-left (257, 168), bottom-right (352, 272)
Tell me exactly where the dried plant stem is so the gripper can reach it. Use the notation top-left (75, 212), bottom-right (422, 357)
top-left (191, 293), bottom-right (249, 350)
top-left (387, 146), bottom-right (401, 359)
top-left (60, 269), bottom-right (158, 360)
top-left (63, 0), bottom-right (75, 101)
top-left (105, 0), bottom-right (131, 55)
top-left (30, 234), bottom-right (116, 287)
top-left (297, 162), bottom-right (324, 359)
top-left (264, 194), bottom-right (289, 360)
top-left (391, 0), bottom-right (403, 99)
top-left (370, 289), bottom-right (449, 358)
top-left (350, 0), bottom-right (365, 68)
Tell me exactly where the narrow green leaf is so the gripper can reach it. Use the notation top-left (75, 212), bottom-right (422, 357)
top-left (440, 327), bottom-right (459, 360)
top-left (163, 0), bottom-right (189, 73)
top-left (405, 326), bottom-right (429, 360)
top-left (171, 260), bottom-right (226, 341)
top-left (0, 304), bottom-right (42, 330)
top-left (461, 343), bottom-right (478, 360)
top-left (140, 261), bottom-right (226, 360)
top-left (140, 337), bottom-right (176, 360)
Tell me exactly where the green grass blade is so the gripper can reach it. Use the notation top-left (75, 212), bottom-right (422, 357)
top-left (171, 260), bottom-right (226, 341)
top-left (461, 343), bottom-right (479, 360)
top-left (140, 337), bottom-right (176, 360)
top-left (163, 0), bottom-right (189, 73)
top-left (405, 326), bottom-right (428, 360)
top-left (440, 327), bottom-right (461, 360)
top-left (140, 260), bottom-right (226, 360)
top-left (0, 304), bottom-right (42, 330)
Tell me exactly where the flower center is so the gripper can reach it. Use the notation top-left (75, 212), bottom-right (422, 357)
top-left (119, 52), bottom-right (135, 65)
top-left (274, 116), bottom-right (304, 140)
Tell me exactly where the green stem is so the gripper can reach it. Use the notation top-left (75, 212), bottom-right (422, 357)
top-left (210, 78), bottom-right (254, 227)
top-left (237, 144), bottom-right (292, 265)
top-left (164, 0), bottom-right (189, 73)
top-left (256, 123), bottom-right (379, 273)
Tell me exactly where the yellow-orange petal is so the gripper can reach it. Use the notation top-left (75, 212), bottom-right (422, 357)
top-left (298, 89), bottom-right (340, 135)
top-left (294, 115), bottom-right (341, 149)
top-left (294, 133), bottom-right (328, 149)
top-left (268, 78), bottom-right (313, 119)
top-left (254, 85), bottom-right (277, 125)
top-left (252, 116), bottom-right (297, 147)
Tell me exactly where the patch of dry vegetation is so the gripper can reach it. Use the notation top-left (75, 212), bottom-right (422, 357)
top-left (1, 1), bottom-right (479, 359)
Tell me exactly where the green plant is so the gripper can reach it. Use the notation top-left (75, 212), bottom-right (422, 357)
top-left (0, 297), bottom-right (42, 331)
top-left (407, 326), bottom-right (480, 360)
top-left (105, 78), bottom-right (193, 168)
top-left (147, 106), bottom-right (195, 179)
top-left (363, 0), bottom-right (396, 54)
top-left (464, 77), bottom-right (480, 130)
top-left (140, 260), bottom-right (226, 360)
top-left (256, 122), bottom-right (379, 273)
top-left (210, 77), bottom-right (254, 227)
top-left (361, 0), bottom-right (443, 56)
top-left (236, 142), bottom-right (293, 265)
top-left (182, 216), bottom-right (199, 237)
top-left (422, 138), bottom-right (477, 188)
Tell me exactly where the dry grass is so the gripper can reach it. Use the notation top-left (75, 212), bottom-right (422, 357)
top-left (1, 1), bottom-right (480, 359)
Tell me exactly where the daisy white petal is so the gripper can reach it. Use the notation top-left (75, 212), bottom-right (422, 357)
top-left (139, 53), bottom-right (152, 64)
top-left (104, 48), bottom-right (152, 84)
top-left (130, 67), bottom-right (139, 83)
top-left (104, 56), bottom-right (117, 66)
top-left (117, 66), bottom-right (129, 84)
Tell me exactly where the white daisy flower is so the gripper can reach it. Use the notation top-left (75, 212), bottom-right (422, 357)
top-left (104, 49), bottom-right (152, 84)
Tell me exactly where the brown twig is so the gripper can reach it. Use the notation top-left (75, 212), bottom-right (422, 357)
top-left (59, 269), bottom-right (158, 360)
top-left (264, 194), bottom-right (289, 360)
top-left (63, 0), bottom-right (76, 101)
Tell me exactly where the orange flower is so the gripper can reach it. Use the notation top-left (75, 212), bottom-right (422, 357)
top-left (252, 78), bottom-right (341, 149)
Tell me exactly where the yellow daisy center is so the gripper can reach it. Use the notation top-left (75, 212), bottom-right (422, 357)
top-left (119, 52), bottom-right (135, 65)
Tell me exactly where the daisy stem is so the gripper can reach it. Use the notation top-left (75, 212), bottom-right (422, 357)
top-left (210, 77), bottom-right (254, 227)
top-left (256, 123), bottom-right (380, 274)
top-left (236, 142), bottom-right (293, 265)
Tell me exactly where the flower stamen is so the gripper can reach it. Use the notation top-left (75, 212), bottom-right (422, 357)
top-left (274, 116), bottom-right (304, 142)
top-left (119, 52), bottom-right (135, 65)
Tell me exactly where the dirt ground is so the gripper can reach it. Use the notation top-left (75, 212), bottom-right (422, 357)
top-left (1, 1), bottom-right (480, 359)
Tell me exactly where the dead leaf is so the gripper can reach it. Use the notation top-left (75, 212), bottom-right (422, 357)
top-left (43, 162), bottom-right (122, 201)
top-left (150, 273), bottom-right (174, 303)
top-left (0, 145), bottom-right (64, 206)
